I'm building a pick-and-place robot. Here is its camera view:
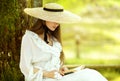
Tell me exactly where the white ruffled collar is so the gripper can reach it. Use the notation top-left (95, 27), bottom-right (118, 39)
top-left (25, 30), bottom-right (62, 55)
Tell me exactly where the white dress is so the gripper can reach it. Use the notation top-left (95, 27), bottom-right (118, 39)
top-left (20, 30), bottom-right (108, 81)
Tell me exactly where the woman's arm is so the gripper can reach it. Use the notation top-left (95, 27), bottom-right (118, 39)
top-left (33, 68), bottom-right (57, 78)
top-left (20, 32), bottom-right (62, 80)
top-left (20, 34), bottom-right (34, 77)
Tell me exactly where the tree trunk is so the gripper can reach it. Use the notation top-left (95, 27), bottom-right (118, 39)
top-left (0, 0), bottom-right (42, 81)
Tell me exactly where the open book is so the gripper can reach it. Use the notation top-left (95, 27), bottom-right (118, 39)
top-left (64, 65), bottom-right (85, 75)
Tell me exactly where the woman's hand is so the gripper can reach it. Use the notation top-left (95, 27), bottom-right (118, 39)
top-left (59, 66), bottom-right (69, 76)
top-left (43, 70), bottom-right (58, 78)
top-left (34, 68), bottom-right (59, 78)
top-left (33, 68), bottom-right (39, 73)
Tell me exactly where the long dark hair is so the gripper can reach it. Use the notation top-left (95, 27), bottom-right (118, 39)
top-left (29, 19), bottom-right (64, 64)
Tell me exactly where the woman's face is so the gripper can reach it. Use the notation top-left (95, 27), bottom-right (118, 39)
top-left (45, 21), bottom-right (60, 31)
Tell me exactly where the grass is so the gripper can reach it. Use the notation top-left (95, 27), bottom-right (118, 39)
top-left (98, 68), bottom-right (120, 81)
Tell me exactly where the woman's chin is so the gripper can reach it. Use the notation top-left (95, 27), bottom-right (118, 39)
top-left (50, 29), bottom-right (56, 31)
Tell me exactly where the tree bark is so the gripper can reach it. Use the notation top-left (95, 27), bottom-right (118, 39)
top-left (0, 0), bottom-right (43, 81)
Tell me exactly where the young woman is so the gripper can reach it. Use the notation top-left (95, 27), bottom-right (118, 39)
top-left (20, 3), bottom-right (108, 81)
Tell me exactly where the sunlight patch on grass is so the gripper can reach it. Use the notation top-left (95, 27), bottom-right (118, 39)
top-left (111, 77), bottom-right (120, 81)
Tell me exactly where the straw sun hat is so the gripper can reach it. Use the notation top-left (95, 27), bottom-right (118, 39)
top-left (24, 3), bottom-right (81, 23)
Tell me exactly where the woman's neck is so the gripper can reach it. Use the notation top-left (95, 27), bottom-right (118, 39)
top-left (39, 33), bottom-right (53, 46)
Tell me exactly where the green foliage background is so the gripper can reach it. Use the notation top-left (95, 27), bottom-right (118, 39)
top-left (43, 0), bottom-right (120, 63)
top-left (43, 1), bottom-right (120, 81)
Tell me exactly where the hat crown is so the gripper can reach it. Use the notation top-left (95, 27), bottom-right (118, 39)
top-left (44, 3), bottom-right (63, 9)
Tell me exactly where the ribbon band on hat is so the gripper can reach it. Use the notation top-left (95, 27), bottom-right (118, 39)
top-left (43, 7), bottom-right (64, 12)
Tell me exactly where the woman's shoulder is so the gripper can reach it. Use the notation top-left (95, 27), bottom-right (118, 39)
top-left (25, 30), bottom-right (38, 37)
top-left (24, 30), bottom-right (40, 39)
top-left (22, 30), bottom-right (40, 41)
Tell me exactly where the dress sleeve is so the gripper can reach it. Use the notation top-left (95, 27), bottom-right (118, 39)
top-left (19, 34), bottom-right (43, 81)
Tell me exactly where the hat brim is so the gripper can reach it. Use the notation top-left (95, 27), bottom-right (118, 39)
top-left (24, 7), bottom-right (81, 23)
